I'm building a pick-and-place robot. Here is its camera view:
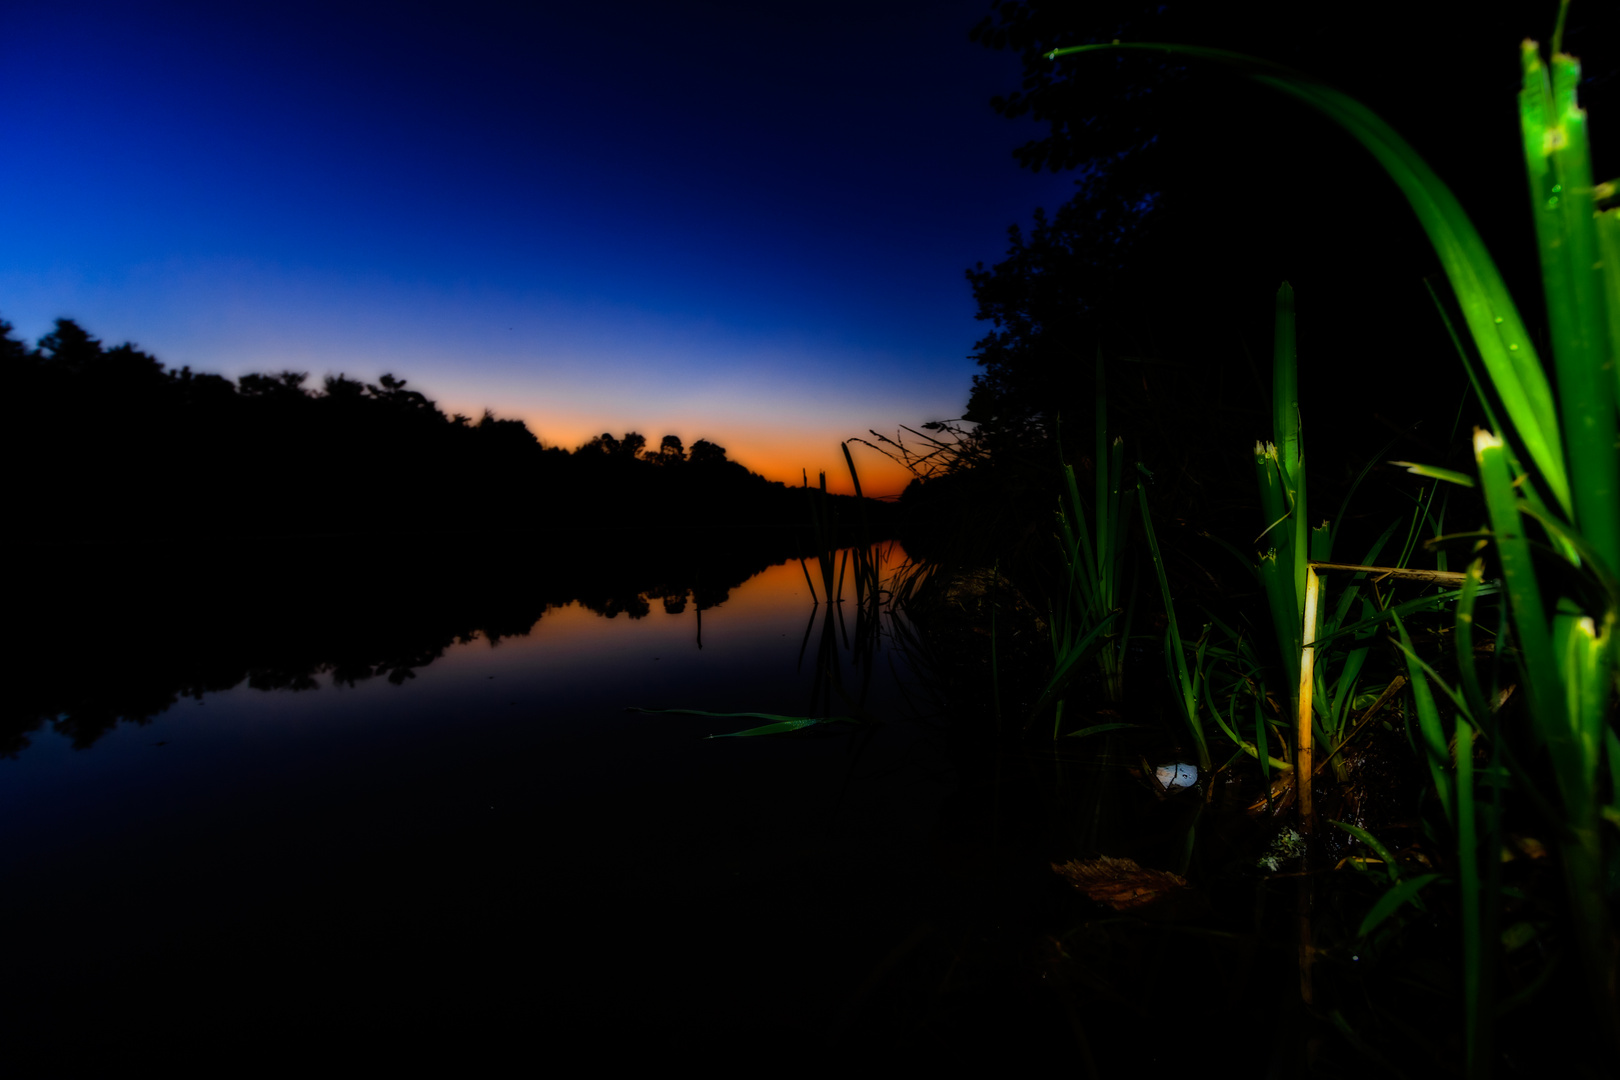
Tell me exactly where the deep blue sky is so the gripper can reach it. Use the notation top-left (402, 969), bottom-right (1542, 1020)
top-left (2, 0), bottom-right (1077, 494)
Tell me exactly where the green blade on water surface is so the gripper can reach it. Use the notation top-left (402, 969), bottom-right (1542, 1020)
top-left (628, 708), bottom-right (859, 738)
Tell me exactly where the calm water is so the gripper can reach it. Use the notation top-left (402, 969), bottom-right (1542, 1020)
top-left (6, 536), bottom-right (992, 1068)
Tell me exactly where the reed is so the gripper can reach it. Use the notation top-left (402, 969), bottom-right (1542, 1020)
top-left (1135, 467), bottom-right (1210, 772)
top-left (1049, 10), bottom-right (1618, 1063)
top-left (1036, 352), bottom-right (1136, 739)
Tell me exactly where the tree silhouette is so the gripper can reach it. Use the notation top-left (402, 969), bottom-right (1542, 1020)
top-left (688, 438), bottom-right (727, 466)
top-left (5, 312), bottom-right (896, 538)
top-left (1, 319), bottom-right (28, 363)
top-left (651, 434), bottom-right (685, 465)
top-left (322, 374), bottom-right (368, 401)
top-left (959, 0), bottom-right (1615, 467)
top-left (238, 371), bottom-right (310, 398)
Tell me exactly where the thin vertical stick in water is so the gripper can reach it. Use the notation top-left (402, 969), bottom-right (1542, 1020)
top-left (1298, 565), bottom-right (1320, 835)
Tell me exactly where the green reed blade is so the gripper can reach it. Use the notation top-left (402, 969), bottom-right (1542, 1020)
top-left (1549, 600), bottom-right (1616, 1041)
top-left (1597, 204), bottom-right (1620, 407)
top-left (1424, 276), bottom-right (1513, 452)
top-left (1455, 717), bottom-right (1484, 1073)
top-left (629, 707), bottom-right (858, 738)
top-left (1030, 610), bottom-right (1122, 721)
top-left (1454, 557), bottom-right (1496, 726)
top-left (1331, 821), bottom-right (1401, 884)
top-left (1256, 443), bottom-right (1302, 696)
top-left (1063, 722), bottom-right (1138, 741)
top-left (1106, 434), bottom-right (1126, 602)
top-left (1095, 350), bottom-right (1110, 588)
top-left (1206, 662), bottom-right (1290, 770)
top-left (1393, 611), bottom-right (1453, 822)
top-left (1392, 461), bottom-right (1476, 488)
top-left (1050, 358), bottom-right (1133, 719)
top-left (1046, 42), bottom-right (1571, 517)
top-left (1475, 430), bottom-right (1571, 777)
top-left (1513, 500), bottom-right (1620, 605)
top-left (1254, 695), bottom-right (1272, 791)
top-left (708, 717), bottom-right (849, 738)
top-left (1605, 724), bottom-right (1620, 828)
top-left (1254, 444), bottom-right (1290, 545)
top-left (1556, 609), bottom-right (1607, 799)
top-left (1273, 283), bottom-right (1301, 490)
top-left (1139, 474), bottom-right (1211, 770)
top-left (1521, 46), bottom-right (1620, 578)
top-left (1063, 458), bottom-right (1099, 613)
top-left (1359, 873), bottom-right (1443, 939)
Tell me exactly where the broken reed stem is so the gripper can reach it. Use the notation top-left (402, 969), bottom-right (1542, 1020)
top-left (1294, 560), bottom-right (1435, 1008)
top-left (1310, 674), bottom-right (1409, 780)
top-left (1307, 561), bottom-right (1467, 586)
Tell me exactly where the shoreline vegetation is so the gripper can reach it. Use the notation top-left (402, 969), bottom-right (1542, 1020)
top-left (831, 7), bottom-right (1615, 1073)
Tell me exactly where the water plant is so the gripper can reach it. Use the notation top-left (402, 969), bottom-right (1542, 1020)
top-left (1035, 352), bottom-right (1136, 740)
top-left (1047, 10), bottom-right (1619, 1065)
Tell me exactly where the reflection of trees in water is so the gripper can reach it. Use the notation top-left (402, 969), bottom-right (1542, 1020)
top-left (6, 531), bottom-right (834, 759)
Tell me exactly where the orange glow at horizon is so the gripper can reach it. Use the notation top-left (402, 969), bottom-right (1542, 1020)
top-left (443, 405), bottom-right (919, 499)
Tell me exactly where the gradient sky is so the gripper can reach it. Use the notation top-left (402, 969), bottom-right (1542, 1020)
top-left (3, 0), bottom-right (1077, 496)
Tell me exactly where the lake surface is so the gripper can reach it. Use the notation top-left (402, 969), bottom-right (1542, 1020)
top-left (8, 534), bottom-right (1041, 1068)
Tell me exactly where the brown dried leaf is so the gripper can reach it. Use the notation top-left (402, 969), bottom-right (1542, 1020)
top-left (1052, 856), bottom-right (1190, 910)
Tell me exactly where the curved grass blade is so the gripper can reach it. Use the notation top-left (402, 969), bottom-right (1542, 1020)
top-left (1046, 41), bottom-right (1571, 516)
top-left (1331, 819), bottom-right (1401, 883)
top-left (1030, 610), bottom-right (1123, 721)
top-left (1392, 612), bottom-right (1454, 823)
top-left (1063, 722), bottom-right (1138, 740)
top-left (1138, 473), bottom-right (1211, 770)
top-left (1391, 461), bottom-right (1476, 488)
top-left (1359, 873), bottom-right (1443, 939)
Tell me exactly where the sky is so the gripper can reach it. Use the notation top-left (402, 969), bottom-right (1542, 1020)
top-left (2, 0), bottom-right (1078, 497)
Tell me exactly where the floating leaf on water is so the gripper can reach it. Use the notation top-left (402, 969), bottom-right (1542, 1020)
top-left (627, 707), bottom-right (859, 738)
top-left (1052, 855), bottom-right (1190, 910)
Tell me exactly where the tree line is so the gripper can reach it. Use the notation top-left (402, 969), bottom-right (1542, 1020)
top-left (6, 316), bottom-right (890, 537)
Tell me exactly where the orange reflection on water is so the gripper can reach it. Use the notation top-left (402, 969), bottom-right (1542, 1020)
top-left (445, 540), bottom-right (912, 669)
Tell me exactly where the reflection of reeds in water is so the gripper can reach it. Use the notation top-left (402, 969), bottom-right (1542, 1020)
top-left (794, 443), bottom-right (901, 722)
top-left (800, 539), bottom-right (915, 727)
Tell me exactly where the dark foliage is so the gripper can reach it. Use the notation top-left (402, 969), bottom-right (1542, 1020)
top-left (914, 0), bottom-right (1616, 575)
